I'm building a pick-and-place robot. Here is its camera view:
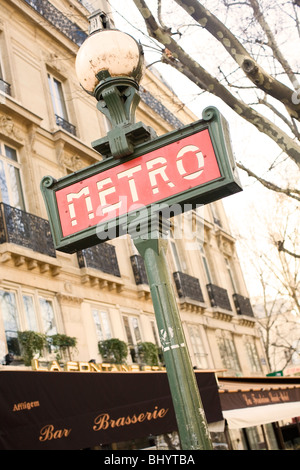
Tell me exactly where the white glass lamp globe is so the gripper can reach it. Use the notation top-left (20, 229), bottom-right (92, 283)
top-left (75, 29), bottom-right (144, 95)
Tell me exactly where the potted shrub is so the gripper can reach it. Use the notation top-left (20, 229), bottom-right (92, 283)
top-left (17, 330), bottom-right (47, 366)
top-left (137, 341), bottom-right (160, 366)
top-left (98, 338), bottom-right (128, 364)
top-left (49, 334), bottom-right (77, 361)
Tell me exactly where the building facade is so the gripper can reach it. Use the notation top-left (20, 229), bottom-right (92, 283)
top-left (0, 0), bottom-right (266, 376)
top-left (5, 0), bottom-right (298, 452)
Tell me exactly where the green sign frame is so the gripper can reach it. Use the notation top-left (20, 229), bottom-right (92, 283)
top-left (41, 107), bottom-right (242, 253)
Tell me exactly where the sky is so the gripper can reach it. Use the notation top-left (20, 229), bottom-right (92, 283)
top-left (103, 0), bottom-right (298, 299)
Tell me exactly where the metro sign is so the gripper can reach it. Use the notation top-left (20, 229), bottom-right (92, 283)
top-left (41, 107), bottom-right (242, 253)
top-left (57, 129), bottom-right (219, 237)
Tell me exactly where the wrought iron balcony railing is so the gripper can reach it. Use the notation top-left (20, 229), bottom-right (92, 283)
top-left (233, 293), bottom-right (254, 317)
top-left (130, 254), bottom-right (148, 285)
top-left (55, 115), bottom-right (77, 136)
top-left (77, 243), bottom-right (121, 277)
top-left (0, 203), bottom-right (56, 257)
top-left (23, 0), bottom-right (87, 46)
top-left (206, 283), bottom-right (232, 311)
top-left (78, 0), bottom-right (94, 13)
top-left (173, 271), bottom-right (205, 303)
top-left (0, 78), bottom-right (11, 96)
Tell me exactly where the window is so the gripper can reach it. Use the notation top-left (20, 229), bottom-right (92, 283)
top-left (92, 308), bottom-right (112, 342)
top-left (0, 41), bottom-right (11, 96)
top-left (48, 73), bottom-right (68, 121)
top-left (210, 203), bottom-right (222, 226)
top-left (0, 287), bottom-right (59, 358)
top-left (188, 324), bottom-right (208, 369)
top-left (23, 294), bottom-right (38, 332)
top-left (244, 426), bottom-right (272, 450)
top-left (0, 143), bottom-right (25, 210)
top-left (0, 38), bottom-right (5, 81)
top-left (39, 297), bottom-right (57, 337)
top-left (47, 73), bottom-right (76, 135)
top-left (245, 337), bottom-right (262, 373)
top-left (0, 290), bottom-right (20, 356)
top-left (170, 240), bottom-right (182, 271)
top-left (169, 228), bottom-right (183, 272)
top-left (216, 330), bottom-right (241, 374)
top-left (225, 257), bottom-right (237, 292)
top-left (199, 244), bottom-right (213, 284)
top-left (122, 315), bottom-right (142, 363)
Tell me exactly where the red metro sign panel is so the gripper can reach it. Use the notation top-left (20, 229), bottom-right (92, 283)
top-left (41, 107), bottom-right (242, 253)
top-left (56, 129), bottom-right (220, 237)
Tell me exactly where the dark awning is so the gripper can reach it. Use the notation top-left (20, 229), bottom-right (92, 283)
top-left (218, 376), bottom-right (300, 429)
top-left (0, 370), bottom-right (222, 450)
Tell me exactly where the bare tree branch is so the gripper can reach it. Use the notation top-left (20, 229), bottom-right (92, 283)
top-left (132, 0), bottom-right (300, 168)
top-left (276, 240), bottom-right (300, 259)
top-left (173, 0), bottom-right (300, 119)
top-left (157, 0), bottom-right (172, 33)
top-left (248, 0), bottom-right (300, 89)
top-left (236, 162), bottom-right (300, 200)
top-left (258, 96), bottom-right (300, 139)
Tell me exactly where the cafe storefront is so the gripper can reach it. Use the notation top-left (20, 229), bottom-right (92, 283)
top-left (1, 365), bottom-right (300, 450)
top-left (0, 367), bottom-right (223, 450)
top-left (218, 376), bottom-right (300, 450)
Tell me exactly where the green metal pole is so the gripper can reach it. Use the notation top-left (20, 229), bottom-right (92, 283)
top-left (132, 215), bottom-right (213, 451)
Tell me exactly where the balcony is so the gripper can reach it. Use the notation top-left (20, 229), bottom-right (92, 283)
top-left (0, 203), bottom-right (55, 257)
top-left (55, 115), bottom-right (76, 136)
top-left (0, 78), bottom-right (11, 96)
top-left (130, 255), bottom-right (148, 285)
top-left (173, 272), bottom-right (205, 312)
top-left (206, 283), bottom-right (233, 321)
top-left (77, 243), bottom-right (120, 276)
top-left (130, 254), bottom-right (150, 300)
top-left (233, 294), bottom-right (254, 317)
top-left (77, 243), bottom-right (123, 292)
top-left (0, 203), bottom-right (60, 275)
top-left (23, 0), bottom-right (87, 46)
top-left (233, 293), bottom-right (256, 327)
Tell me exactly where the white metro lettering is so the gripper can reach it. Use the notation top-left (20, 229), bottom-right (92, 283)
top-left (61, 140), bottom-right (209, 231)
top-left (67, 187), bottom-right (94, 226)
top-left (117, 165), bottom-right (142, 202)
top-left (97, 177), bottom-right (122, 215)
top-left (146, 156), bottom-right (175, 194)
top-left (176, 145), bottom-right (204, 180)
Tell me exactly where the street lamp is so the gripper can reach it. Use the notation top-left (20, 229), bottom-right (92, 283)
top-left (73, 10), bottom-right (213, 450)
top-left (75, 11), bottom-right (153, 159)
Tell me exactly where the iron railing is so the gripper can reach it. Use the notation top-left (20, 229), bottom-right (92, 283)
top-left (23, 0), bottom-right (87, 46)
top-left (55, 115), bottom-right (77, 136)
top-left (130, 254), bottom-right (148, 285)
top-left (173, 271), bottom-right (205, 303)
top-left (77, 243), bottom-right (121, 277)
top-left (206, 283), bottom-right (232, 311)
top-left (0, 78), bottom-right (11, 96)
top-left (233, 293), bottom-right (254, 317)
top-left (0, 203), bottom-right (56, 257)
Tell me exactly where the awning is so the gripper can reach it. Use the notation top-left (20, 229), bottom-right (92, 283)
top-left (0, 370), bottom-right (222, 450)
top-left (218, 376), bottom-right (300, 429)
